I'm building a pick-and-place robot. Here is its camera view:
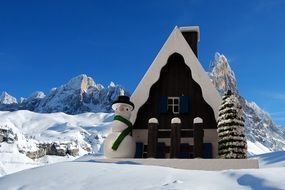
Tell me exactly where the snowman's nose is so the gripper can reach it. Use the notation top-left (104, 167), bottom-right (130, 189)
top-left (119, 106), bottom-right (124, 112)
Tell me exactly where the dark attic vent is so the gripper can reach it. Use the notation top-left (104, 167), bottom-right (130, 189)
top-left (180, 26), bottom-right (200, 58)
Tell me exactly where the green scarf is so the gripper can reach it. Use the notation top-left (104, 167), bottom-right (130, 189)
top-left (111, 115), bottom-right (133, 151)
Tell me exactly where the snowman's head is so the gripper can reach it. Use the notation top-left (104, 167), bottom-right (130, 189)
top-left (112, 103), bottom-right (133, 119)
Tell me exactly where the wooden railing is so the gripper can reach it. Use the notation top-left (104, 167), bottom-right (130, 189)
top-left (147, 118), bottom-right (158, 158)
top-left (170, 118), bottom-right (181, 158)
top-left (147, 117), bottom-right (204, 158)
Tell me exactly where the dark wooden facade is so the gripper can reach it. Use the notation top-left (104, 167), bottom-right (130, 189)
top-left (133, 53), bottom-right (217, 131)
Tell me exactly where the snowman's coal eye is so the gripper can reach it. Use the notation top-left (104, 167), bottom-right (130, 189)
top-left (126, 108), bottom-right (129, 111)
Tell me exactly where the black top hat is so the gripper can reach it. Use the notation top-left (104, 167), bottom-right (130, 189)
top-left (112, 95), bottom-right (135, 110)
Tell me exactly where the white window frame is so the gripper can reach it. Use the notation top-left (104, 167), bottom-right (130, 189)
top-left (168, 97), bottom-right (180, 114)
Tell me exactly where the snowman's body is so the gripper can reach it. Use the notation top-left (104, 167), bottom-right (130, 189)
top-left (104, 132), bottom-right (136, 158)
top-left (104, 102), bottom-right (136, 158)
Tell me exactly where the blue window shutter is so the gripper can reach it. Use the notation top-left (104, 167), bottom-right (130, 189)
top-left (157, 96), bottom-right (168, 113)
top-left (135, 143), bottom-right (144, 158)
top-left (180, 96), bottom-right (189, 113)
top-left (203, 143), bottom-right (213, 158)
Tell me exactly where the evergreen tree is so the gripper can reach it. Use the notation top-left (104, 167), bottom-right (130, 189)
top-left (217, 90), bottom-right (247, 159)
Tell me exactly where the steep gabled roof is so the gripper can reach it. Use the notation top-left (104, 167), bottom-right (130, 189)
top-left (130, 26), bottom-right (221, 123)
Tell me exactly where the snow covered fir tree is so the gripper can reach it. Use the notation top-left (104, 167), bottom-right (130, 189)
top-left (217, 90), bottom-right (247, 159)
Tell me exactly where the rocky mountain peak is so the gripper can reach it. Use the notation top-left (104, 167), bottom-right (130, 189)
top-left (108, 81), bottom-right (116, 88)
top-left (18, 97), bottom-right (26, 104)
top-left (0, 91), bottom-right (17, 105)
top-left (209, 52), bottom-right (285, 153)
top-left (66, 74), bottom-right (96, 92)
top-left (209, 52), bottom-right (238, 95)
top-left (29, 91), bottom-right (46, 99)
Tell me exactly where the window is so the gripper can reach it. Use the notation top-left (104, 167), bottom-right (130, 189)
top-left (157, 96), bottom-right (188, 114)
top-left (168, 97), bottom-right (180, 114)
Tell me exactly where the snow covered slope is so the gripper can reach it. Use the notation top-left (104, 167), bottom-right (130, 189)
top-left (0, 110), bottom-right (113, 176)
top-left (209, 52), bottom-right (285, 154)
top-left (0, 74), bottom-right (128, 114)
top-left (0, 142), bottom-right (76, 177)
top-left (0, 151), bottom-right (285, 190)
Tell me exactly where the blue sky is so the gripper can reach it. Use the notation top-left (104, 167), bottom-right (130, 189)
top-left (0, 0), bottom-right (285, 126)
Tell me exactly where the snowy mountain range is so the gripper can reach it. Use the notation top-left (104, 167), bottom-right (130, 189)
top-left (0, 74), bottom-right (128, 114)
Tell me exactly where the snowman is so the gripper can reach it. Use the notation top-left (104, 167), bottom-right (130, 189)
top-left (104, 95), bottom-right (136, 158)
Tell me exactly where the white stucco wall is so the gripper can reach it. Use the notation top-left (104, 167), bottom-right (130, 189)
top-left (95, 158), bottom-right (259, 170)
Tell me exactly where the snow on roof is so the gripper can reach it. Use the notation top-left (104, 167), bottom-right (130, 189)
top-left (130, 26), bottom-right (221, 124)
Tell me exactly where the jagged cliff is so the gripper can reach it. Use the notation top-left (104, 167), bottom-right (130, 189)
top-left (209, 52), bottom-right (285, 153)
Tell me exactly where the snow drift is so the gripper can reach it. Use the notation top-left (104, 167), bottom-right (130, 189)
top-left (0, 151), bottom-right (285, 190)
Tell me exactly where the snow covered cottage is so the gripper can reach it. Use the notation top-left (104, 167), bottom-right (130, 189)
top-left (130, 26), bottom-right (222, 159)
